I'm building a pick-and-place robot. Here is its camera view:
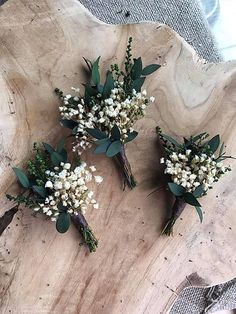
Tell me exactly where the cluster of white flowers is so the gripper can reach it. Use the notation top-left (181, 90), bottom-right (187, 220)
top-left (59, 83), bottom-right (155, 154)
top-left (34, 162), bottom-right (103, 221)
top-left (161, 150), bottom-right (231, 192)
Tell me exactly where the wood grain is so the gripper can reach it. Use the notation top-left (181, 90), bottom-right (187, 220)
top-left (0, 1), bottom-right (236, 313)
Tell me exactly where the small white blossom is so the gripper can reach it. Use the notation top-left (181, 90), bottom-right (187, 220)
top-left (160, 157), bottom-right (165, 164)
top-left (94, 176), bottom-right (103, 184)
top-left (64, 182), bottom-right (71, 190)
top-left (64, 163), bottom-right (71, 170)
top-left (89, 166), bottom-right (96, 172)
top-left (88, 191), bottom-right (94, 198)
top-left (45, 181), bottom-right (53, 189)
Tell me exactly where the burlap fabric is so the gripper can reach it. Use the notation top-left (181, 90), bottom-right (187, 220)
top-left (79, 0), bottom-right (222, 62)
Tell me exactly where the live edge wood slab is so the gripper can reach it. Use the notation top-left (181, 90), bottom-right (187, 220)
top-left (0, 1), bottom-right (236, 313)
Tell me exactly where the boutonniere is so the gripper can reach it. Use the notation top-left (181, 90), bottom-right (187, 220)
top-left (7, 141), bottom-right (102, 252)
top-left (56, 37), bottom-right (160, 189)
top-left (157, 127), bottom-right (233, 235)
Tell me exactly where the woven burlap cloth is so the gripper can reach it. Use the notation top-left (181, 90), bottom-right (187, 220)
top-left (78, 0), bottom-right (235, 313)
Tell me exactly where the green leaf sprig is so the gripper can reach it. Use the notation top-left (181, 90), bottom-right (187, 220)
top-left (7, 140), bottom-right (99, 252)
top-left (157, 127), bottom-right (233, 235)
top-left (56, 37), bottom-right (160, 189)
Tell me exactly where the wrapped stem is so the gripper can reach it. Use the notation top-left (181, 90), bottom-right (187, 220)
top-left (162, 198), bottom-right (186, 236)
top-left (115, 145), bottom-right (136, 189)
top-left (71, 212), bottom-right (98, 252)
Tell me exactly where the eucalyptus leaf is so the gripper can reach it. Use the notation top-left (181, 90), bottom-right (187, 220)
top-left (84, 86), bottom-right (91, 106)
top-left (183, 193), bottom-right (201, 207)
top-left (131, 77), bottom-right (145, 92)
top-left (86, 128), bottom-right (107, 140)
top-left (97, 84), bottom-right (103, 94)
top-left (195, 206), bottom-right (203, 223)
top-left (141, 64), bottom-right (161, 76)
top-left (124, 131), bottom-right (138, 143)
top-left (32, 185), bottom-right (47, 198)
top-left (83, 83), bottom-right (98, 97)
top-left (94, 140), bottom-right (111, 154)
top-left (193, 185), bottom-right (204, 198)
top-left (60, 148), bottom-right (68, 162)
top-left (111, 124), bottom-right (121, 141)
top-left (95, 138), bottom-right (109, 145)
top-left (102, 71), bottom-right (114, 98)
top-left (56, 211), bottom-right (71, 233)
top-left (43, 142), bottom-right (55, 154)
top-left (91, 56), bottom-right (101, 86)
top-left (131, 57), bottom-right (142, 80)
top-left (13, 167), bottom-right (30, 188)
top-left (60, 119), bottom-right (78, 130)
top-left (207, 135), bottom-right (220, 154)
top-left (106, 140), bottom-right (122, 157)
top-left (168, 182), bottom-right (185, 196)
top-left (51, 152), bottom-right (64, 166)
top-left (56, 139), bottom-right (66, 153)
top-left (72, 126), bottom-right (78, 135)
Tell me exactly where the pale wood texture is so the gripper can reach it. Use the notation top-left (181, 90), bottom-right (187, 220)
top-left (0, 1), bottom-right (236, 313)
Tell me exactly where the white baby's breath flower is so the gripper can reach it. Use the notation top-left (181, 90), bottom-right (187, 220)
top-left (54, 181), bottom-right (63, 190)
top-left (64, 182), bottom-right (71, 190)
top-left (43, 207), bottom-right (49, 213)
top-left (45, 181), bottom-right (53, 189)
top-left (88, 191), bottom-right (94, 198)
top-left (90, 166), bottom-right (96, 172)
top-left (94, 175), bottom-right (103, 184)
top-left (64, 163), bottom-right (71, 170)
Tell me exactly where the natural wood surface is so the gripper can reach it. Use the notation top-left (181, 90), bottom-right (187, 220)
top-left (1, 1), bottom-right (236, 313)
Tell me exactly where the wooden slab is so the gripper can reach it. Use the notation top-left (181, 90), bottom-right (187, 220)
top-left (1, 1), bottom-right (236, 313)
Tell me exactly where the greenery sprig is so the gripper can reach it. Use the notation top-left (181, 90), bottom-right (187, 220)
top-left (56, 37), bottom-right (161, 189)
top-left (7, 141), bottom-right (102, 252)
top-left (157, 127), bottom-right (233, 235)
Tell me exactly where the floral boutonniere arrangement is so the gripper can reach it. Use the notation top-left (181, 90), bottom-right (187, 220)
top-left (7, 141), bottom-right (103, 252)
top-left (157, 127), bottom-right (233, 235)
top-left (56, 37), bottom-right (160, 189)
